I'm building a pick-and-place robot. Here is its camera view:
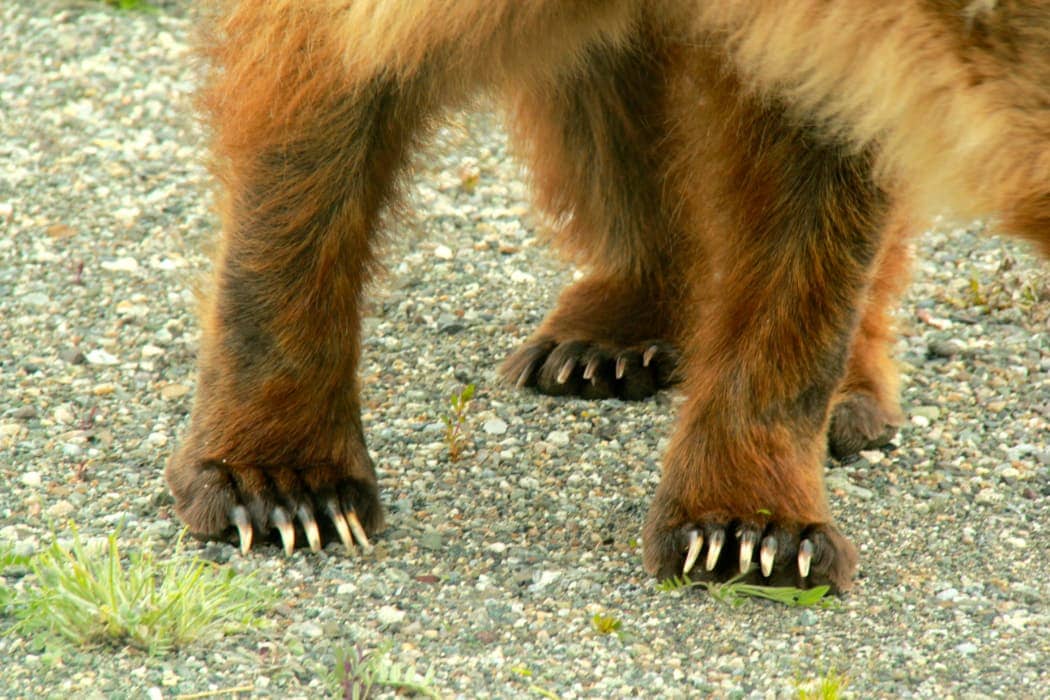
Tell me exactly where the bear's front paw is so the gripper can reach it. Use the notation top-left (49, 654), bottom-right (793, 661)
top-left (643, 502), bottom-right (857, 593)
top-left (165, 440), bottom-right (383, 556)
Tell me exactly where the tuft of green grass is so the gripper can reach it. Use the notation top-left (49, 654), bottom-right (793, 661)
top-left (333, 642), bottom-right (440, 699)
top-left (591, 612), bottom-right (623, 637)
top-left (0, 544), bottom-right (31, 614)
top-left (796, 668), bottom-right (849, 700)
top-left (440, 383), bottom-right (475, 462)
top-left (9, 526), bottom-right (273, 654)
top-left (656, 573), bottom-right (838, 609)
top-left (98, 0), bottom-right (156, 11)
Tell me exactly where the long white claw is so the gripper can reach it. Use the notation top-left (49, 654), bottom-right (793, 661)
top-left (346, 510), bottom-right (372, 551)
top-left (556, 358), bottom-right (576, 384)
top-left (515, 362), bottom-right (535, 389)
top-left (582, 358), bottom-right (600, 381)
top-left (615, 356), bottom-right (627, 379)
top-left (705, 528), bottom-right (725, 571)
top-left (327, 500), bottom-right (355, 552)
top-left (738, 530), bottom-right (758, 574)
top-left (231, 506), bottom-right (253, 555)
top-left (272, 507), bottom-right (295, 556)
top-left (760, 535), bottom-right (777, 577)
top-left (298, 505), bottom-right (322, 552)
top-left (683, 530), bottom-right (702, 575)
top-left (643, 345), bottom-right (658, 367)
top-left (798, 539), bottom-right (814, 578)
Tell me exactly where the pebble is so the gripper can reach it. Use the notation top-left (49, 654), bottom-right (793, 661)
top-left (22, 292), bottom-right (50, 307)
top-left (85, 349), bottom-right (120, 365)
top-left (377, 605), bottom-right (406, 626)
top-left (546, 430), bottom-right (570, 446)
top-left (100, 257), bottom-right (140, 272)
top-left (910, 405), bottom-right (941, 421)
top-left (47, 500), bottom-right (75, 518)
top-left (483, 417), bottom-right (508, 435)
top-left (160, 383), bottom-right (190, 399)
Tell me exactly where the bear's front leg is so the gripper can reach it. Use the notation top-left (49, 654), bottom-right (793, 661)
top-left (166, 16), bottom-right (439, 553)
top-left (642, 47), bottom-right (891, 592)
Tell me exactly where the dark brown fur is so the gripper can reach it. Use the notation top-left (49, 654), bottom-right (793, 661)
top-left (168, 0), bottom-right (1049, 592)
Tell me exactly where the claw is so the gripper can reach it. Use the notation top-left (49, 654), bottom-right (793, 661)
top-left (798, 538), bottom-right (814, 578)
top-left (298, 504), bottom-right (322, 552)
top-left (231, 505), bottom-right (253, 555)
top-left (514, 362), bottom-right (535, 389)
top-left (272, 507), bottom-right (295, 556)
top-left (705, 528), bottom-right (725, 571)
top-left (642, 344), bottom-right (658, 367)
top-left (582, 357), bottom-right (600, 381)
top-left (615, 356), bottom-right (627, 380)
top-left (738, 529), bottom-right (758, 574)
top-left (760, 535), bottom-right (777, 577)
top-left (327, 499), bottom-right (355, 552)
top-left (556, 358), bottom-right (576, 384)
top-left (683, 530), bottom-right (702, 575)
top-left (346, 510), bottom-right (372, 551)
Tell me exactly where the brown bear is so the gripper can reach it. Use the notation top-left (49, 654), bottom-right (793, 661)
top-left (167, 0), bottom-right (1049, 593)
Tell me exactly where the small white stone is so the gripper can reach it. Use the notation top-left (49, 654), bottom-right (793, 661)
top-left (483, 418), bottom-right (508, 435)
top-left (21, 471), bottom-right (42, 487)
top-left (858, 449), bottom-right (884, 464)
top-left (910, 414), bottom-right (930, 428)
top-left (433, 244), bottom-right (453, 260)
top-left (377, 605), bottom-right (406, 625)
top-left (546, 430), bottom-right (570, 446)
top-left (101, 256), bottom-right (140, 272)
top-left (974, 488), bottom-right (1001, 505)
top-left (85, 349), bottom-right (119, 365)
top-left (47, 500), bottom-right (75, 518)
top-left (336, 582), bottom-right (357, 596)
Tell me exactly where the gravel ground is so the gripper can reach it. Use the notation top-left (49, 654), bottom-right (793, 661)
top-left (1, 2), bottom-right (1047, 698)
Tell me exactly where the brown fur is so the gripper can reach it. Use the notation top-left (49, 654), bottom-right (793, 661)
top-left (168, 0), bottom-right (1049, 592)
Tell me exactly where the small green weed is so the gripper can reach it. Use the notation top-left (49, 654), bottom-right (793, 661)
top-left (796, 668), bottom-right (849, 700)
top-left (333, 642), bottom-right (440, 699)
top-left (967, 274), bottom-right (987, 306)
top-left (591, 612), bottom-right (623, 637)
top-left (98, 0), bottom-right (155, 11)
top-left (10, 526), bottom-right (272, 654)
top-left (0, 544), bottom-right (31, 613)
top-left (656, 573), bottom-right (838, 609)
top-left (440, 383), bottom-right (475, 462)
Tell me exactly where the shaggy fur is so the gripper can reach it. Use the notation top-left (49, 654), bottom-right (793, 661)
top-left (167, 0), bottom-right (1049, 592)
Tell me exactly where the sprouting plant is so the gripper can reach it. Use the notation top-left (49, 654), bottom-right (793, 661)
top-left (968, 273), bottom-right (987, 306)
top-left (10, 525), bottom-right (273, 654)
top-left (440, 383), bottom-right (475, 462)
top-left (591, 612), bottom-right (623, 637)
top-left (98, 0), bottom-right (156, 11)
top-left (796, 668), bottom-right (849, 700)
top-left (0, 543), bottom-right (31, 614)
top-left (656, 573), bottom-right (838, 609)
top-left (333, 642), bottom-right (440, 699)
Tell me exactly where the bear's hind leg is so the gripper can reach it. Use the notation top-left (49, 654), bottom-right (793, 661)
top-left (829, 207), bottom-right (914, 460)
top-left (500, 27), bottom-right (686, 401)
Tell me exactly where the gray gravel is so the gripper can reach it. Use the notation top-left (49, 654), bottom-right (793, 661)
top-left (1, 2), bottom-right (1048, 698)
